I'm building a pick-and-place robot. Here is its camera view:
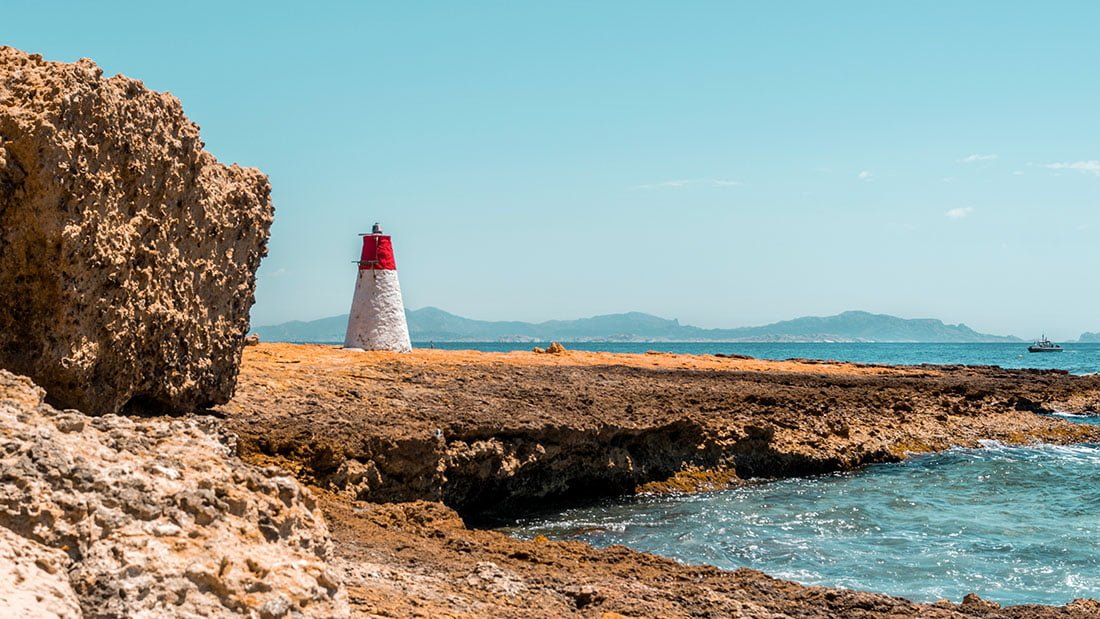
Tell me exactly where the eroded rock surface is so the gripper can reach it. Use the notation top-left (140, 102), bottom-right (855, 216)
top-left (223, 344), bottom-right (1100, 516)
top-left (0, 47), bottom-right (273, 415)
top-left (0, 369), bottom-right (348, 618)
top-left (0, 526), bottom-right (81, 619)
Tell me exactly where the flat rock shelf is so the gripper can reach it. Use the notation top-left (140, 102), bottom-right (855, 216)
top-left (218, 343), bottom-right (1100, 617)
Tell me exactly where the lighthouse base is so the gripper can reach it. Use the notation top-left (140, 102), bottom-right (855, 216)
top-left (343, 269), bottom-right (412, 352)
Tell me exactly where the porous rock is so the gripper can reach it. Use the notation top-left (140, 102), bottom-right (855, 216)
top-left (0, 369), bottom-right (349, 618)
top-left (0, 526), bottom-right (81, 619)
top-left (0, 46), bottom-right (273, 415)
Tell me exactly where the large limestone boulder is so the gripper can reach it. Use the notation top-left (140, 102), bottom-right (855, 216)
top-left (0, 369), bottom-right (349, 618)
top-left (0, 47), bottom-right (273, 415)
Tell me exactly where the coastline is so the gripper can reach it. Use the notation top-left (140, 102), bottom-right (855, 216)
top-left (219, 343), bottom-right (1100, 616)
top-left (6, 30), bottom-right (1097, 618)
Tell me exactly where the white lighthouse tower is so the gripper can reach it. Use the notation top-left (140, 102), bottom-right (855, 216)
top-left (343, 223), bottom-right (412, 352)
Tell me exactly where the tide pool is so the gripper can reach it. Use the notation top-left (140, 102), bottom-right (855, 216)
top-left (504, 421), bottom-right (1100, 606)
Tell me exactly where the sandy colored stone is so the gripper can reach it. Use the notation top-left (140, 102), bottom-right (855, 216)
top-left (221, 344), bottom-right (1100, 514)
top-left (0, 46), bottom-right (272, 415)
top-left (0, 526), bottom-right (81, 619)
top-left (547, 341), bottom-right (567, 354)
top-left (0, 369), bottom-right (348, 618)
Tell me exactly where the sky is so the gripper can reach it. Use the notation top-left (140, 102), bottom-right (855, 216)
top-left (4, 1), bottom-right (1098, 340)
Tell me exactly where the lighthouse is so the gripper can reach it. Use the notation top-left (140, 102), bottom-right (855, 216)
top-left (343, 223), bottom-right (412, 352)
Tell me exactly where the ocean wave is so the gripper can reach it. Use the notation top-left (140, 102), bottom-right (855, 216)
top-left (514, 438), bottom-right (1100, 606)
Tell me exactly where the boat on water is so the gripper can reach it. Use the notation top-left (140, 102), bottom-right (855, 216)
top-left (1028, 335), bottom-right (1063, 353)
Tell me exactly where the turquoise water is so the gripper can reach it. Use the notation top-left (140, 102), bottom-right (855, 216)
top-left (452, 340), bottom-right (1100, 603)
top-left (416, 342), bottom-right (1100, 375)
top-left (506, 417), bottom-right (1100, 606)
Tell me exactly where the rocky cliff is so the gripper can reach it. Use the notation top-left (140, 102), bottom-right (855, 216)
top-left (0, 47), bottom-right (273, 415)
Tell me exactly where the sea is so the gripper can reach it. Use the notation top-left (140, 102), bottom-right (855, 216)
top-left (450, 341), bottom-right (1100, 606)
top-left (416, 341), bottom-right (1100, 376)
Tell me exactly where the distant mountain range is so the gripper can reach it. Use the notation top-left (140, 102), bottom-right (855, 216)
top-left (1079, 332), bottom-right (1100, 343)
top-left (253, 308), bottom-right (1027, 343)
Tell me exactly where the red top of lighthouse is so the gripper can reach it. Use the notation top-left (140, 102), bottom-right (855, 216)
top-left (358, 223), bottom-right (397, 270)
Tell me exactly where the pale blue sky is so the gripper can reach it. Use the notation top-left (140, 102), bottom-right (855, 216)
top-left (5, 2), bottom-right (1098, 339)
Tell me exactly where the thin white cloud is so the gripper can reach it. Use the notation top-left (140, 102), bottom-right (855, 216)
top-left (633, 178), bottom-right (742, 190)
top-left (634, 179), bottom-right (694, 190)
top-left (958, 153), bottom-right (998, 163)
top-left (1012, 170), bottom-right (1024, 176)
top-left (1042, 160), bottom-right (1100, 176)
top-left (945, 207), bottom-right (974, 219)
top-left (858, 170), bottom-right (872, 181)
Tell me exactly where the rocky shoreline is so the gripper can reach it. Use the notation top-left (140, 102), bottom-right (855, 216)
top-left (321, 496), bottom-right (1100, 618)
top-left (6, 46), bottom-right (1100, 618)
top-left (5, 345), bottom-right (1100, 617)
top-left (222, 344), bottom-right (1100, 517)
top-left (218, 343), bottom-right (1100, 616)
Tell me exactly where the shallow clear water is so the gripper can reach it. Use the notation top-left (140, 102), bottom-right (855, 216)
top-left (415, 341), bottom-right (1100, 375)
top-left (505, 423), bottom-right (1100, 606)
